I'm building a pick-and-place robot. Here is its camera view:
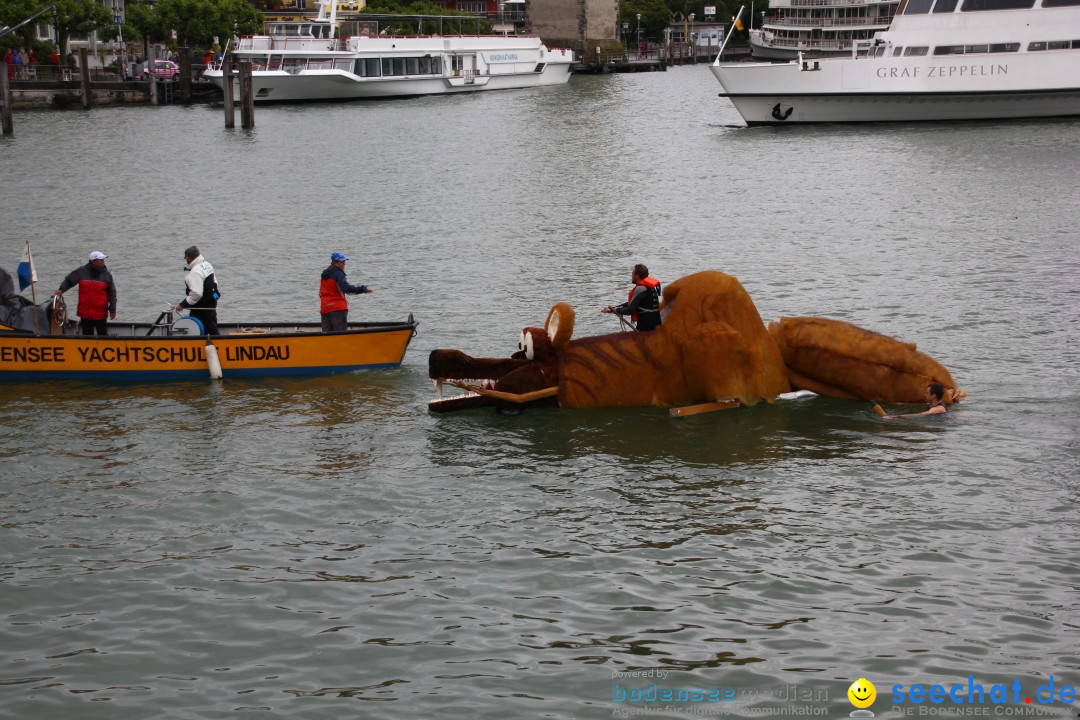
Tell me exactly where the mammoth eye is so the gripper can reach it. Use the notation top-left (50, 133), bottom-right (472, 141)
top-left (518, 330), bottom-right (526, 351)
top-left (524, 332), bottom-right (535, 361)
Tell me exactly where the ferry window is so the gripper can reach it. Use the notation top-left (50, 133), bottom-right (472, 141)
top-left (1043, 0), bottom-right (1080, 6)
top-left (933, 0), bottom-right (960, 10)
top-left (961, 0), bottom-right (1034, 10)
top-left (393, 58), bottom-right (406, 75)
top-left (934, 45), bottom-right (965, 54)
top-left (904, 46), bottom-right (929, 55)
top-left (382, 57), bottom-right (393, 75)
top-left (1028, 41), bottom-right (1047, 50)
top-left (1047, 40), bottom-right (1070, 48)
top-left (989, 42), bottom-right (1020, 51)
top-left (904, 0), bottom-right (934, 13)
top-left (892, 46), bottom-right (905, 55)
top-left (406, 57), bottom-right (419, 74)
top-left (964, 44), bottom-right (989, 52)
top-left (1074, 40), bottom-right (1080, 47)
top-left (355, 58), bottom-right (380, 76)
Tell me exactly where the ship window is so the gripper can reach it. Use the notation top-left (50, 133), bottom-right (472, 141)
top-left (934, 45), bottom-right (965, 54)
top-left (892, 46), bottom-right (905, 55)
top-left (961, 0), bottom-right (1035, 10)
top-left (1043, 0), bottom-right (1080, 5)
top-left (355, 57), bottom-right (380, 76)
top-left (989, 42), bottom-right (1020, 51)
top-left (904, 46), bottom-right (929, 55)
top-left (1028, 41), bottom-right (1047, 50)
top-left (904, 0), bottom-right (935, 13)
top-left (1074, 40), bottom-right (1080, 48)
top-left (965, 44), bottom-right (989, 52)
top-left (406, 57), bottom-right (419, 74)
top-left (1047, 40), bottom-right (1071, 48)
top-left (933, 0), bottom-right (960, 10)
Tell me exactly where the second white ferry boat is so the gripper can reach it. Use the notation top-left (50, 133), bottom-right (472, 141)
top-left (749, 0), bottom-right (899, 60)
top-left (204, 1), bottom-right (573, 102)
top-left (713, 0), bottom-right (1080, 124)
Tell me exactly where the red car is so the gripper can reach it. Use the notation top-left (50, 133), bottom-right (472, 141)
top-left (142, 59), bottom-right (180, 81)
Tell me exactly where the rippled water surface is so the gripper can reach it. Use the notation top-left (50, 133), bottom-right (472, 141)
top-left (1, 67), bottom-right (1078, 719)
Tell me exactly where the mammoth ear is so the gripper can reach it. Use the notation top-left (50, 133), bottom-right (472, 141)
top-left (544, 303), bottom-right (575, 351)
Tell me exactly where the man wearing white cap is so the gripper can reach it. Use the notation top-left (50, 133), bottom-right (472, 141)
top-left (55, 251), bottom-right (117, 335)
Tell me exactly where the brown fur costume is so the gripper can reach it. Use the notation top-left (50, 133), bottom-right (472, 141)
top-left (429, 271), bottom-right (791, 411)
top-left (768, 316), bottom-right (964, 404)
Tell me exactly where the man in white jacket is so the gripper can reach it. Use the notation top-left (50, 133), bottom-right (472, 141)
top-left (175, 246), bottom-right (220, 335)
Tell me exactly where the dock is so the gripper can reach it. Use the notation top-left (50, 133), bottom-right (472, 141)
top-left (572, 45), bottom-right (750, 74)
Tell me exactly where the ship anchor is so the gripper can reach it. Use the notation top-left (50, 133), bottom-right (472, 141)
top-left (772, 103), bottom-right (794, 121)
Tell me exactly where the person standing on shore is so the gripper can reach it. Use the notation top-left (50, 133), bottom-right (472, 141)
top-left (55, 251), bottom-right (117, 336)
top-left (175, 246), bottom-right (220, 335)
top-left (319, 252), bottom-right (372, 332)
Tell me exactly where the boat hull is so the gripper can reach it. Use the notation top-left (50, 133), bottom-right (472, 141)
top-left (713, 53), bottom-right (1080, 124)
top-left (0, 321), bottom-right (417, 381)
top-left (206, 64), bottom-right (572, 102)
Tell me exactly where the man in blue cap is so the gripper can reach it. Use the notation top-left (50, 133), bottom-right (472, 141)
top-left (319, 252), bottom-right (373, 332)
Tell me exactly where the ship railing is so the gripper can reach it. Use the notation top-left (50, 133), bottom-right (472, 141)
top-left (252, 57), bottom-right (355, 72)
top-left (766, 15), bottom-right (894, 27)
top-left (787, 0), bottom-right (894, 6)
top-left (757, 36), bottom-right (861, 50)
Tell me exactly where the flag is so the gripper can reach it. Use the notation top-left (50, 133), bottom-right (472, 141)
top-left (17, 242), bottom-right (37, 291)
top-left (735, 17), bottom-right (745, 30)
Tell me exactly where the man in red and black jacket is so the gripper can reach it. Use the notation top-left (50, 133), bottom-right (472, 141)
top-left (56, 251), bottom-right (117, 336)
top-left (320, 252), bottom-right (373, 332)
top-left (601, 263), bottom-right (662, 331)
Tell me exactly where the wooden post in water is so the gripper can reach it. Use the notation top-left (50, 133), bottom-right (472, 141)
top-left (148, 47), bottom-right (157, 105)
top-left (1, 63), bottom-right (12, 135)
top-left (222, 56), bottom-right (235, 128)
top-left (179, 46), bottom-right (191, 103)
top-left (238, 61), bottom-right (254, 129)
top-left (79, 48), bottom-right (91, 108)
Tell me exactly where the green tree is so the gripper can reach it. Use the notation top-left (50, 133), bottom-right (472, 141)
top-left (360, 0), bottom-right (485, 34)
top-left (619, 0), bottom-right (672, 46)
top-left (152, 0), bottom-right (262, 48)
top-left (1, 0), bottom-right (53, 55)
top-left (50, 0), bottom-right (116, 61)
top-left (123, 0), bottom-right (166, 61)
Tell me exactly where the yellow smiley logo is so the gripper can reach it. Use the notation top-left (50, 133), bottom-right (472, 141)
top-left (848, 678), bottom-right (877, 709)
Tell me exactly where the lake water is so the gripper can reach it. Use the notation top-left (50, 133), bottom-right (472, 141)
top-left (1, 66), bottom-right (1078, 720)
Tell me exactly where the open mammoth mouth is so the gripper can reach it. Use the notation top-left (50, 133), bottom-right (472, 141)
top-left (428, 377), bottom-right (494, 412)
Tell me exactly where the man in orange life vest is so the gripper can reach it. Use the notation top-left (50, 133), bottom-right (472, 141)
top-left (55, 251), bottom-right (117, 336)
top-left (320, 252), bottom-right (373, 332)
top-left (601, 263), bottom-right (662, 331)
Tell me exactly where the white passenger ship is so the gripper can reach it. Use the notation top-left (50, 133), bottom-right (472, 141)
top-left (204, 1), bottom-right (573, 102)
top-left (713, 0), bottom-right (1080, 124)
top-left (749, 0), bottom-right (900, 60)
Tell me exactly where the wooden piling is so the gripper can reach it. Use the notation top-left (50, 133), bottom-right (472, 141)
top-left (1, 63), bottom-right (12, 135)
top-left (148, 48), bottom-right (157, 105)
top-left (179, 46), bottom-right (191, 103)
top-left (222, 56), bottom-right (235, 128)
top-left (79, 48), bottom-right (91, 108)
top-left (239, 61), bottom-right (254, 129)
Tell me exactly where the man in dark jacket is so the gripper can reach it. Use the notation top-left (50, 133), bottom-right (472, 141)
top-left (175, 246), bottom-right (220, 335)
top-left (55, 251), bottom-right (117, 335)
top-left (601, 263), bottom-right (662, 331)
top-left (319, 252), bottom-right (373, 331)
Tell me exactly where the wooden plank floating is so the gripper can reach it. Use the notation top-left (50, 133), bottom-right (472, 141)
top-left (669, 399), bottom-right (740, 417)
